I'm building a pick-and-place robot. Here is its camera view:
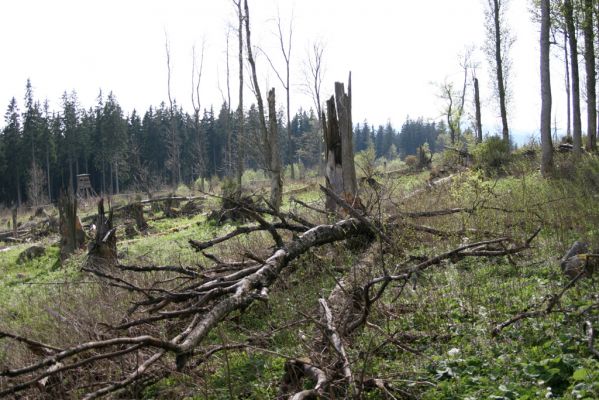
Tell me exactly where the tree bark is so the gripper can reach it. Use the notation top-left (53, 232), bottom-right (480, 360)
top-left (11, 208), bottom-right (17, 237)
top-left (540, 0), bottom-right (553, 176)
top-left (268, 88), bottom-right (283, 212)
top-left (335, 74), bottom-right (357, 197)
top-left (324, 97), bottom-right (343, 212)
top-left (492, 0), bottom-right (510, 143)
top-left (474, 77), bottom-right (483, 143)
top-left (87, 198), bottom-right (117, 269)
top-left (584, 0), bottom-right (596, 151)
top-left (236, 1), bottom-right (245, 189)
top-left (564, 0), bottom-right (582, 155)
top-left (58, 190), bottom-right (84, 261)
top-left (564, 31), bottom-right (571, 139)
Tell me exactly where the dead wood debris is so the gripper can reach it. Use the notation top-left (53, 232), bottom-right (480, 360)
top-left (0, 189), bottom-right (539, 399)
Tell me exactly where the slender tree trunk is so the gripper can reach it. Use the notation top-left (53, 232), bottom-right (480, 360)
top-left (69, 156), bottom-right (74, 193)
top-left (46, 145), bottom-right (51, 202)
top-left (11, 208), bottom-right (17, 236)
top-left (564, 31), bottom-right (571, 139)
top-left (493, 0), bottom-right (509, 143)
top-left (101, 161), bottom-right (106, 196)
top-left (584, 0), bottom-right (596, 151)
top-left (446, 90), bottom-right (455, 144)
top-left (287, 82), bottom-right (294, 180)
top-left (115, 162), bottom-right (120, 194)
top-left (268, 89), bottom-right (283, 211)
top-left (540, 0), bottom-right (553, 176)
top-left (564, 0), bottom-right (582, 155)
top-left (236, 0), bottom-right (244, 189)
top-left (245, 0), bottom-right (282, 208)
top-left (474, 77), bottom-right (483, 143)
top-left (109, 162), bottom-right (114, 195)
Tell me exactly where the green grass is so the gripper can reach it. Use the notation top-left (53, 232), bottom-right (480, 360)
top-left (2, 157), bottom-right (599, 399)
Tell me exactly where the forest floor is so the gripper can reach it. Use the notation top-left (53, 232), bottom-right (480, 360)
top-left (1, 158), bottom-right (598, 399)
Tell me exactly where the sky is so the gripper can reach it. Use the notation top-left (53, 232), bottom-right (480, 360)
top-left (0, 0), bottom-right (568, 141)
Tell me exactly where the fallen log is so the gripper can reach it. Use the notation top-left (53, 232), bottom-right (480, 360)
top-left (0, 215), bottom-right (372, 398)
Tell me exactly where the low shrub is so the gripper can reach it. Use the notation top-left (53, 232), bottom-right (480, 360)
top-left (472, 136), bottom-right (511, 175)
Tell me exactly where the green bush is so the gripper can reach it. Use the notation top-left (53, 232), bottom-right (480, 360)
top-left (472, 136), bottom-right (511, 175)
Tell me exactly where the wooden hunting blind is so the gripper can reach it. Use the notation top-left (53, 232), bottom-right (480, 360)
top-left (76, 174), bottom-right (98, 199)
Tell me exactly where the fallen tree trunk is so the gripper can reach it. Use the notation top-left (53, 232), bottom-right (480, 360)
top-left (0, 214), bottom-right (372, 398)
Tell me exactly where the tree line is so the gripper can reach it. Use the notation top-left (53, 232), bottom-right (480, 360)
top-left (0, 80), bottom-right (443, 207)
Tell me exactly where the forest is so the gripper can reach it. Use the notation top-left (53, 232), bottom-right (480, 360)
top-left (0, 84), bottom-right (441, 206)
top-left (1, 0), bottom-right (599, 399)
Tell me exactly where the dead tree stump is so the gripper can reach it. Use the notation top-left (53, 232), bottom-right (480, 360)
top-left (124, 203), bottom-right (148, 232)
top-left (87, 198), bottom-right (117, 269)
top-left (58, 191), bottom-right (85, 261)
top-left (323, 73), bottom-right (358, 212)
top-left (11, 207), bottom-right (17, 237)
top-left (163, 194), bottom-right (179, 218)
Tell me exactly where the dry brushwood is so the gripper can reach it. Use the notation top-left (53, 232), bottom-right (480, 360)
top-left (287, 230), bottom-right (539, 398)
top-left (0, 188), bottom-right (540, 398)
top-left (0, 202), bottom-right (373, 398)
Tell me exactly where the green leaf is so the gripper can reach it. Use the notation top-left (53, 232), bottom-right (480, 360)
top-left (572, 368), bottom-right (589, 381)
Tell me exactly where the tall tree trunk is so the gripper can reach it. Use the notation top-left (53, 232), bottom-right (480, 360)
top-left (564, 0), bottom-right (582, 155)
top-left (446, 88), bottom-right (456, 144)
top-left (540, 0), bottom-right (553, 176)
top-left (109, 162), bottom-right (114, 195)
top-left (101, 160), bottom-right (106, 196)
top-left (236, 0), bottom-right (245, 189)
top-left (268, 89), bottom-right (283, 211)
top-left (564, 31), bottom-right (571, 139)
top-left (115, 162), bottom-right (120, 194)
top-left (16, 172), bottom-right (22, 207)
top-left (46, 145), bottom-right (51, 202)
top-left (584, 0), bottom-right (596, 151)
top-left (69, 156), bottom-right (74, 193)
top-left (287, 86), bottom-right (294, 180)
top-left (244, 0), bottom-right (283, 208)
top-left (474, 77), bottom-right (483, 143)
top-left (493, 0), bottom-right (510, 142)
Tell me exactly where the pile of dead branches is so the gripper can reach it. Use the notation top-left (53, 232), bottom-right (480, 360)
top-left (0, 184), bottom-right (541, 399)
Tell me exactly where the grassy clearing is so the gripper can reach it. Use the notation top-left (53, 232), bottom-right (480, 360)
top-left (1, 158), bottom-right (599, 399)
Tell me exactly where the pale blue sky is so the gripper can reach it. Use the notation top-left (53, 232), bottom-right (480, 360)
top-left (0, 0), bottom-right (565, 139)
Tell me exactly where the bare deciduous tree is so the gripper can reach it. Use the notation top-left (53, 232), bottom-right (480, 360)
top-left (484, 0), bottom-right (513, 143)
top-left (164, 33), bottom-right (181, 186)
top-left (563, 0), bottom-right (582, 154)
top-left (262, 11), bottom-right (295, 179)
top-left (474, 74), bottom-right (483, 143)
top-left (191, 42), bottom-right (207, 191)
top-left (233, 0), bottom-right (245, 189)
top-left (304, 41), bottom-right (326, 170)
top-left (244, 0), bottom-right (283, 211)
